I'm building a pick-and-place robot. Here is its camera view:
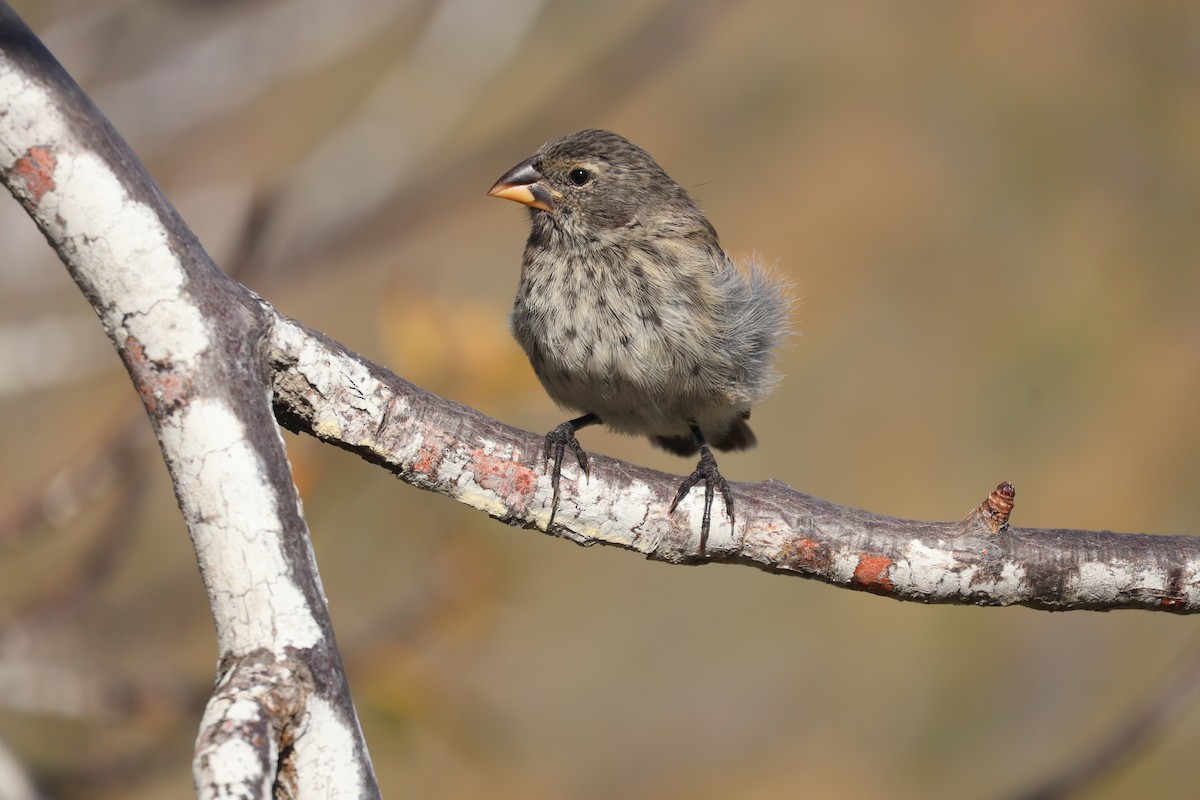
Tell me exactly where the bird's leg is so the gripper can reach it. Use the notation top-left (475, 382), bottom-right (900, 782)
top-left (668, 422), bottom-right (735, 557)
top-left (542, 412), bottom-right (601, 530)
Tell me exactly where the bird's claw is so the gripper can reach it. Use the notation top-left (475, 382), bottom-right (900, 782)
top-left (543, 422), bottom-right (590, 530)
top-left (669, 448), bottom-right (735, 557)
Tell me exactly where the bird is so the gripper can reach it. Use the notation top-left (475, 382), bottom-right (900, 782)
top-left (487, 129), bottom-right (790, 555)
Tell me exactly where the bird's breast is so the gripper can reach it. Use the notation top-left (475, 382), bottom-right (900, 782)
top-left (509, 241), bottom-right (743, 434)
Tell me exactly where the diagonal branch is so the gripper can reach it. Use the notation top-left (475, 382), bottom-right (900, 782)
top-left (0, 5), bottom-right (378, 797)
top-left (267, 316), bottom-right (1200, 614)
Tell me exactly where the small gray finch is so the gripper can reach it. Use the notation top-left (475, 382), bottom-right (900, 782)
top-left (488, 129), bottom-right (790, 555)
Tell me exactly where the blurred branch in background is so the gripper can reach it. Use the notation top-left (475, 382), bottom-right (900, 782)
top-left (0, 313), bottom-right (115, 397)
top-left (70, 0), bottom-right (425, 150)
top-left (273, 0), bottom-right (546, 257)
top-left (4, 420), bottom-right (146, 627)
top-left (1015, 641), bottom-right (1200, 800)
top-left (0, 413), bottom-right (143, 550)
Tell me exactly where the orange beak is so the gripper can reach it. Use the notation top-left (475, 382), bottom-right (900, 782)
top-left (487, 157), bottom-right (556, 212)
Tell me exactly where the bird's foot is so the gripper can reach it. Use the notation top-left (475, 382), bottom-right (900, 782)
top-left (542, 421), bottom-right (591, 530)
top-left (669, 447), bottom-right (735, 557)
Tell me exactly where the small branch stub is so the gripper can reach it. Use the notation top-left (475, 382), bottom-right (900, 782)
top-left (965, 481), bottom-right (1016, 534)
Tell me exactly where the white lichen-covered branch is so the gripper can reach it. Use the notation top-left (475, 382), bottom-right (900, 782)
top-left (0, 6), bottom-right (378, 798)
top-left (267, 316), bottom-right (1200, 613)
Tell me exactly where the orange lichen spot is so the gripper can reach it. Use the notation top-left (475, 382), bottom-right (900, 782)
top-left (468, 447), bottom-right (537, 509)
top-left (853, 554), bottom-right (894, 593)
top-left (123, 337), bottom-right (190, 413)
top-left (778, 536), bottom-right (828, 572)
top-left (11, 146), bottom-right (56, 204)
top-left (412, 441), bottom-right (444, 475)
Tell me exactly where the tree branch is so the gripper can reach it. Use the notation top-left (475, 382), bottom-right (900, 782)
top-left (267, 316), bottom-right (1200, 613)
top-left (0, 5), bottom-right (377, 796)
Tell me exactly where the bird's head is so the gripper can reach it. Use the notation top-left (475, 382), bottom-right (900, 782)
top-left (488, 129), bottom-right (705, 240)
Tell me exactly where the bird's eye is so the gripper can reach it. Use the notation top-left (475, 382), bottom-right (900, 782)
top-left (568, 168), bottom-right (592, 186)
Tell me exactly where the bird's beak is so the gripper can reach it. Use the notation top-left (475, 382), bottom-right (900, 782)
top-left (487, 157), bottom-right (556, 212)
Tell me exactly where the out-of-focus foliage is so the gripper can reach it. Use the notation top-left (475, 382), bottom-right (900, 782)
top-left (1, 1), bottom-right (1198, 797)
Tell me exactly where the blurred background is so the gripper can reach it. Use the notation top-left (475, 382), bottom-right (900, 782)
top-left (2, 1), bottom-right (1199, 797)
